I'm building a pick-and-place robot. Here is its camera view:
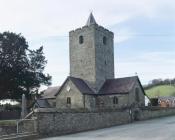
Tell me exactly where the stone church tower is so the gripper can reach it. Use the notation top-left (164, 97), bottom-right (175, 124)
top-left (69, 13), bottom-right (114, 92)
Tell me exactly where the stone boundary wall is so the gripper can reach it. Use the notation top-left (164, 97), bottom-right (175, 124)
top-left (35, 109), bottom-right (130, 136)
top-left (18, 119), bottom-right (37, 133)
top-left (0, 119), bottom-right (36, 136)
top-left (0, 125), bottom-right (16, 136)
top-left (34, 107), bottom-right (175, 137)
top-left (139, 107), bottom-right (175, 120)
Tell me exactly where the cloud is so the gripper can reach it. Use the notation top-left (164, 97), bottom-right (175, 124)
top-left (0, 0), bottom-right (174, 39)
top-left (113, 27), bottom-right (135, 43)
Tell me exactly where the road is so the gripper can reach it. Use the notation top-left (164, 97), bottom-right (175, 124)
top-left (40, 116), bottom-right (175, 140)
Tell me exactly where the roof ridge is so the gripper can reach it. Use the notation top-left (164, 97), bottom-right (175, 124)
top-left (106, 76), bottom-right (138, 81)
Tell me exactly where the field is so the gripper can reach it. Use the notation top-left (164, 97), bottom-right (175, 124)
top-left (145, 85), bottom-right (175, 98)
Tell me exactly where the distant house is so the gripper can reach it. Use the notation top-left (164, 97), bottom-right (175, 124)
top-left (40, 86), bottom-right (60, 107)
top-left (158, 97), bottom-right (175, 107)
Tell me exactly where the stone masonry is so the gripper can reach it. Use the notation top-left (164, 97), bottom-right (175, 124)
top-left (35, 107), bottom-right (175, 137)
top-left (69, 20), bottom-right (114, 92)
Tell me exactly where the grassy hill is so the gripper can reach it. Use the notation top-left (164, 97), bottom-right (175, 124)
top-left (145, 85), bottom-right (175, 98)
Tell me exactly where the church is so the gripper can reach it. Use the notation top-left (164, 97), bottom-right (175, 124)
top-left (42, 13), bottom-right (145, 110)
top-left (17, 14), bottom-right (175, 138)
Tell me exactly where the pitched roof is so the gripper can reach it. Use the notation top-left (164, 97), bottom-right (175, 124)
top-left (41, 86), bottom-right (60, 99)
top-left (69, 77), bottom-right (95, 94)
top-left (99, 76), bottom-right (140, 95)
top-left (34, 99), bottom-right (51, 108)
top-left (55, 76), bottom-right (95, 96)
top-left (86, 13), bottom-right (97, 26)
top-left (56, 76), bottom-right (145, 96)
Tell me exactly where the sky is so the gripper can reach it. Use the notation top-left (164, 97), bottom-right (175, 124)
top-left (0, 0), bottom-right (175, 88)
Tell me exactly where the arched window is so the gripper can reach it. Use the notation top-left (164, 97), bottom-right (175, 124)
top-left (79, 35), bottom-right (84, 44)
top-left (113, 96), bottom-right (118, 104)
top-left (103, 36), bottom-right (107, 45)
top-left (135, 88), bottom-right (140, 102)
top-left (105, 60), bottom-right (107, 65)
top-left (67, 97), bottom-right (71, 104)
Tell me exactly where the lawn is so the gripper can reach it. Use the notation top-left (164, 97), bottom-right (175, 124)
top-left (0, 120), bottom-right (17, 126)
top-left (145, 85), bottom-right (175, 98)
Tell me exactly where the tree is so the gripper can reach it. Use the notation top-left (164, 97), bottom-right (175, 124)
top-left (0, 31), bottom-right (51, 100)
top-left (151, 79), bottom-right (162, 85)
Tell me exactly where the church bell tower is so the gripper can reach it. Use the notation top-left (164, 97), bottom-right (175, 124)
top-left (69, 13), bottom-right (114, 92)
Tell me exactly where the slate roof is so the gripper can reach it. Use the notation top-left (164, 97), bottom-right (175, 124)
top-left (99, 76), bottom-right (142, 95)
top-left (41, 86), bottom-right (60, 99)
top-left (56, 76), bottom-right (145, 96)
top-left (34, 99), bottom-right (51, 108)
top-left (56, 76), bottom-right (95, 95)
top-left (69, 77), bottom-right (95, 94)
top-left (158, 96), bottom-right (175, 100)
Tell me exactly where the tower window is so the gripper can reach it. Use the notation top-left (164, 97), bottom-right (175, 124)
top-left (67, 97), bottom-right (71, 104)
top-left (113, 96), bottom-right (118, 104)
top-left (105, 60), bottom-right (107, 65)
top-left (79, 35), bottom-right (84, 44)
top-left (103, 36), bottom-right (107, 45)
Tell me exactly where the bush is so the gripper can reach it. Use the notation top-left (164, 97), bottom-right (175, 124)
top-left (1, 104), bottom-right (21, 111)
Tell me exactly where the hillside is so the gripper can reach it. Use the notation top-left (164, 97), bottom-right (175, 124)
top-left (145, 85), bottom-right (175, 98)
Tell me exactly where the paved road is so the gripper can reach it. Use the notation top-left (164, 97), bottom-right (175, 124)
top-left (40, 116), bottom-right (175, 140)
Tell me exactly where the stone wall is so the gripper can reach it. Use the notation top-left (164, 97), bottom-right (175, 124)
top-left (96, 94), bottom-right (129, 108)
top-left (35, 107), bottom-right (175, 137)
top-left (35, 108), bottom-right (130, 136)
top-left (69, 25), bottom-right (96, 88)
top-left (18, 119), bottom-right (37, 133)
top-left (128, 81), bottom-right (145, 107)
top-left (94, 25), bottom-right (114, 91)
top-left (56, 80), bottom-right (85, 109)
top-left (138, 107), bottom-right (175, 120)
top-left (0, 125), bottom-right (16, 136)
top-left (0, 119), bottom-right (36, 136)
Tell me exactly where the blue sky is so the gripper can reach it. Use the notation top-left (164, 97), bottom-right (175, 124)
top-left (0, 0), bottom-right (175, 88)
